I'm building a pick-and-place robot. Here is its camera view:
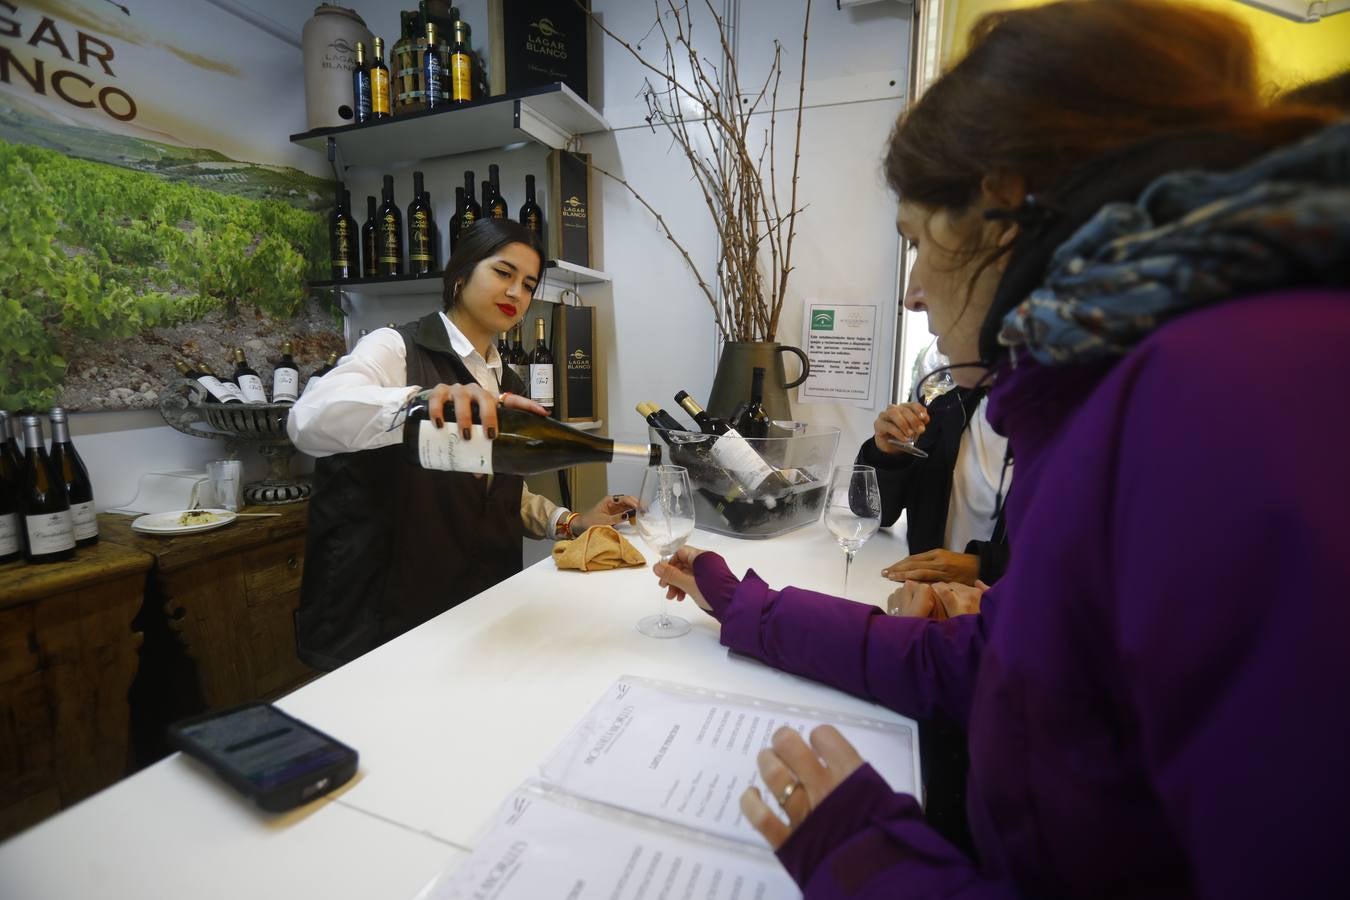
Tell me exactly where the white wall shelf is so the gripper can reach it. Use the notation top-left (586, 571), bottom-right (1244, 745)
top-left (312, 259), bottom-right (609, 298)
top-left (290, 83), bottom-right (608, 169)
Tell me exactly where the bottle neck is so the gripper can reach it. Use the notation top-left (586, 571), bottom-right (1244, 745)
top-left (611, 441), bottom-right (658, 464)
top-left (50, 417), bottom-right (70, 443)
top-left (21, 418), bottom-right (44, 450)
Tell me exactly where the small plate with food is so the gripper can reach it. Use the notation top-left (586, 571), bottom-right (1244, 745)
top-left (131, 508), bottom-right (238, 535)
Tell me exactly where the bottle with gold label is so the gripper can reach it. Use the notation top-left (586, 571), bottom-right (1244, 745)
top-left (378, 174), bottom-right (404, 276)
top-left (449, 17), bottom-right (473, 104)
top-left (408, 171), bottom-right (433, 277)
top-left (370, 36), bottom-right (392, 120)
top-left (330, 186), bottom-right (355, 280)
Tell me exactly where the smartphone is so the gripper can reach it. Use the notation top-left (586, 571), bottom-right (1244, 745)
top-left (167, 702), bottom-right (358, 812)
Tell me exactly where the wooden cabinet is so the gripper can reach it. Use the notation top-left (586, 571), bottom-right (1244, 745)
top-left (0, 541), bottom-right (151, 840)
top-left (98, 504), bottom-right (316, 711)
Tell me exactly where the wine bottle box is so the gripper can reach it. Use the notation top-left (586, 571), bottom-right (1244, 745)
top-left (486, 0), bottom-right (592, 102)
top-left (548, 150), bottom-right (591, 268)
top-left (551, 301), bottom-right (596, 423)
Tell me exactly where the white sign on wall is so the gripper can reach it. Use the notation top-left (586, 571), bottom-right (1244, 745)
top-left (798, 301), bottom-right (878, 408)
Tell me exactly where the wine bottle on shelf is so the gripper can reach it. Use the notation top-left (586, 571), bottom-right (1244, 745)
top-left (519, 174), bottom-right (544, 243)
top-left (301, 352), bottom-right (341, 399)
top-left (370, 36), bottom-right (392, 120)
top-left (361, 195), bottom-right (378, 278)
top-left (497, 332), bottom-right (509, 361)
top-left (481, 180), bottom-right (494, 226)
top-left (378, 174), bottom-right (404, 277)
top-left (732, 367), bottom-right (771, 439)
top-left (174, 359), bottom-right (242, 404)
top-left (448, 17), bottom-right (473, 104)
top-left (18, 414), bottom-right (75, 564)
top-left (529, 316), bottom-right (554, 414)
top-left (232, 348), bottom-right (269, 403)
top-left (674, 390), bottom-right (793, 501)
top-left (423, 190), bottom-right (441, 270)
top-left (486, 164), bottom-right (509, 219)
top-left (272, 341), bottom-right (301, 405)
top-left (408, 171), bottom-right (433, 276)
top-left (423, 20), bottom-right (445, 110)
top-left (402, 398), bottom-right (659, 476)
top-left (508, 324), bottom-right (530, 390)
top-left (0, 414), bottom-right (20, 564)
top-left (462, 170), bottom-right (481, 231)
top-left (48, 407), bottom-right (97, 547)
top-left (449, 186), bottom-right (466, 253)
top-left (352, 40), bottom-right (372, 125)
top-left (331, 186), bottom-right (356, 281)
top-left (0, 411), bottom-right (22, 474)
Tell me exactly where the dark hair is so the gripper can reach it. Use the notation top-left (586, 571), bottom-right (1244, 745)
top-left (1280, 69), bottom-right (1350, 113)
top-left (442, 218), bottom-right (545, 310)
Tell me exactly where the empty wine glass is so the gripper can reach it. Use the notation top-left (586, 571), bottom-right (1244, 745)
top-left (635, 465), bottom-right (697, 638)
top-left (888, 348), bottom-right (957, 459)
top-left (824, 465), bottom-right (882, 597)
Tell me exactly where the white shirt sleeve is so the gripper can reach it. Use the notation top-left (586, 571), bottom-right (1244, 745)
top-left (287, 329), bottom-right (422, 457)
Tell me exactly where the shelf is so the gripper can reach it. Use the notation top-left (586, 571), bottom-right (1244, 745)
top-left (313, 260), bottom-right (609, 298)
top-left (290, 83), bottom-right (608, 168)
top-left (544, 260), bottom-right (611, 286)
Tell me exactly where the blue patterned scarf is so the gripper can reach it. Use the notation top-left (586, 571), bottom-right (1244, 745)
top-left (998, 121), bottom-right (1350, 364)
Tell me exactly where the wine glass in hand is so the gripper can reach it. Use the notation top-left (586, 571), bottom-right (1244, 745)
top-left (824, 465), bottom-right (881, 597)
top-left (635, 465), bottom-right (696, 638)
top-left (887, 350), bottom-right (957, 459)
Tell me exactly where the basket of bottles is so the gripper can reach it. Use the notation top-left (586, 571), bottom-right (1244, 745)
top-left (646, 421), bottom-right (840, 540)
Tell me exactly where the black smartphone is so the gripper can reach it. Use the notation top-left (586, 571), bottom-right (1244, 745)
top-left (167, 702), bottom-right (358, 812)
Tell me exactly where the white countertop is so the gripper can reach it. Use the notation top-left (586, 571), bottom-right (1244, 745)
top-left (0, 520), bottom-right (910, 899)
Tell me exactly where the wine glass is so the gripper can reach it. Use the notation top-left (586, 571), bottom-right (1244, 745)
top-left (824, 465), bottom-right (882, 597)
top-left (888, 349), bottom-right (957, 459)
top-left (634, 465), bottom-right (697, 638)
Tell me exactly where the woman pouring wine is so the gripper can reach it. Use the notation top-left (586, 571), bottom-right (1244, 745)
top-left (288, 218), bottom-right (637, 670)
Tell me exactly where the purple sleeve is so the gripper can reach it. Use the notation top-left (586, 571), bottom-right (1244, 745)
top-left (776, 764), bottom-right (1016, 899)
top-left (692, 554), bottom-right (990, 724)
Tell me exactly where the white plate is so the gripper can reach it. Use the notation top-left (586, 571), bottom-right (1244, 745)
top-left (130, 508), bottom-right (238, 535)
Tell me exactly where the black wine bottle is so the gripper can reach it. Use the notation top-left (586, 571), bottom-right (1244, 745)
top-left (449, 186), bottom-right (466, 253)
top-left (378, 174), bottom-right (404, 277)
top-left (481, 180), bottom-right (497, 226)
top-left (674, 391), bottom-right (792, 499)
top-left (674, 391), bottom-right (723, 435)
top-left (272, 340), bottom-right (301, 404)
top-left (0, 411), bottom-right (22, 474)
top-left (352, 40), bottom-right (372, 125)
top-left (508, 324), bottom-right (530, 389)
top-left (529, 316), bottom-right (554, 414)
top-left (18, 414), bottom-right (75, 563)
top-left (0, 413), bottom-right (20, 563)
top-left (232, 348), bottom-right (268, 403)
top-left (497, 331), bottom-right (509, 361)
top-left (174, 359), bottom-right (242, 404)
top-left (423, 190), bottom-right (441, 271)
top-left (486, 164), bottom-right (509, 219)
top-left (301, 352), bottom-right (340, 399)
top-left (423, 20), bottom-right (445, 110)
top-left (733, 367), bottom-right (772, 439)
top-left (519, 174), bottom-right (544, 243)
top-left (331, 186), bottom-right (356, 281)
top-left (370, 36), bottom-right (392, 120)
top-left (462, 170), bottom-right (481, 233)
top-left (402, 398), bottom-right (658, 475)
top-left (408, 171), bottom-right (433, 276)
top-left (361, 195), bottom-right (379, 278)
top-left (48, 407), bottom-right (97, 547)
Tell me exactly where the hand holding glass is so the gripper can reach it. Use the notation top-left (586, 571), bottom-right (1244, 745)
top-left (888, 351), bottom-right (956, 459)
top-left (634, 465), bottom-right (696, 638)
top-left (825, 465), bottom-right (881, 597)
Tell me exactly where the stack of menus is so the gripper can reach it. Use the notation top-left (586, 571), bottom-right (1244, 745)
top-left (420, 676), bottom-right (921, 899)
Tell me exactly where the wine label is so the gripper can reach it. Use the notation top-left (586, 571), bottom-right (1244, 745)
top-left (530, 364), bottom-right (554, 408)
top-left (236, 374), bottom-right (268, 403)
top-left (25, 510), bottom-right (75, 554)
top-left (196, 375), bottom-right (241, 403)
top-left (709, 429), bottom-right (776, 492)
top-left (450, 53), bottom-right (471, 101)
top-left (372, 69), bottom-right (391, 114)
top-left (69, 500), bottom-right (98, 541)
top-left (333, 220), bottom-right (353, 269)
top-left (0, 512), bottom-right (19, 556)
top-left (273, 368), bottom-right (300, 403)
top-left (410, 211), bottom-right (431, 263)
top-left (417, 421), bottom-right (493, 474)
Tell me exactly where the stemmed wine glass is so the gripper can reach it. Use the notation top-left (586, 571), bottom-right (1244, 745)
top-left (888, 348), bottom-right (957, 459)
top-left (824, 465), bottom-right (882, 597)
top-left (634, 465), bottom-right (697, 638)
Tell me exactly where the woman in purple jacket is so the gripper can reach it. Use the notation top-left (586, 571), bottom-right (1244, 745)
top-left (654, 1), bottom-right (1350, 897)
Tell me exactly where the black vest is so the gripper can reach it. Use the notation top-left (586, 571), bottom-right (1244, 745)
top-left (296, 313), bottom-right (527, 670)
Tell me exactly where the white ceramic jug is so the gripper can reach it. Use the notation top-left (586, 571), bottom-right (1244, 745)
top-left (301, 4), bottom-right (373, 130)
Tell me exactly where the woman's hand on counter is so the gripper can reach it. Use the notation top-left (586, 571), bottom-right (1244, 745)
top-left (882, 548), bottom-right (980, 585)
top-left (887, 579), bottom-right (988, 619)
top-left (652, 546), bottom-right (711, 612)
top-left (741, 724), bottom-right (864, 850)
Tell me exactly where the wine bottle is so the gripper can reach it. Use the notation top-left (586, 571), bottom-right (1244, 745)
top-left (529, 316), bottom-right (554, 414)
top-left (497, 331), bottom-right (509, 361)
top-left (272, 340), bottom-right (301, 404)
top-left (331, 186), bottom-right (356, 281)
top-left (674, 391), bottom-right (722, 435)
top-left (232, 348), bottom-right (269, 403)
top-left (423, 190), bottom-right (441, 271)
top-left (0, 411), bottom-right (22, 474)
top-left (352, 40), bottom-right (372, 125)
top-left (301, 352), bottom-right (340, 399)
top-left (639, 401), bottom-right (755, 505)
top-left (408, 171), bottom-right (433, 276)
top-left (449, 186), bottom-right (466, 254)
top-left (486, 164), bottom-right (508, 219)
top-left (733, 367), bottom-right (771, 439)
top-left (674, 391), bottom-right (793, 499)
top-left (519, 174), bottom-right (544, 243)
top-left (378, 174), bottom-right (404, 277)
top-left (402, 398), bottom-right (659, 475)
top-left (359, 195), bottom-right (378, 278)
top-left (370, 36), bottom-right (392, 120)
top-left (423, 20), bottom-right (445, 110)
top-left (48, 407), bottom-right (97, 547)
top-left (481, 180), bottom-right (495, 225)
top-left (448, 17), bottom-right (472, 104)
top-left (636, 401), bottom-right (688, 435)
top-left (508, 324), bottom-right (530, 389)
top-left (462, 170), bottom-right (481, 232)
top-left (0, 413), bottom-right (20, 564)
top-left (18, 414), bottom-right (75, 564)
top-left (174, 359), bottom-right (242, 404)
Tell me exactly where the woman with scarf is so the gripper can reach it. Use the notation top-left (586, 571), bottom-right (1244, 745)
top-left (652, 1), bottom-right (1350, 896)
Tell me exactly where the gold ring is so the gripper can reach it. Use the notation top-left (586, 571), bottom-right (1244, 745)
top-left (775, 779), bottom-right (802, 808)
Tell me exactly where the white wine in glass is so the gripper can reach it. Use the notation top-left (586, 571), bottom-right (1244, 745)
top-left (824, 465), bottom-right (881, 597)
top-left (889, 349), bottom-right (957, 459)
top-left (635, 465), bottom-right (696, 638)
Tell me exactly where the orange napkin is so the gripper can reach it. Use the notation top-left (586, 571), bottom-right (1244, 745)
top-left (552, 525), bottom-right (647, 571)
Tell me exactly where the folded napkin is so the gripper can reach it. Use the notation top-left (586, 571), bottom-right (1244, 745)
top-left (552, 526), bottom-right (647, 571)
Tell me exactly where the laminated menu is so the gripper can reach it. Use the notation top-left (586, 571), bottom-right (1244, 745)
top-left (420, 676), bottom-right (920, 900)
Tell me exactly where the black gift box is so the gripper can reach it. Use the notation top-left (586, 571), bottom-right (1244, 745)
top-left (487, 0), bottom-right (591, 101)
top-left (551, 296), bottom-right (596, 422)
top-left (548, 150), bottom-right (591, 267)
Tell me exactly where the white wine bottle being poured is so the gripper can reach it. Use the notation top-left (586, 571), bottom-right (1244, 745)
top-left (403, 394), bottom-right (659, 476)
